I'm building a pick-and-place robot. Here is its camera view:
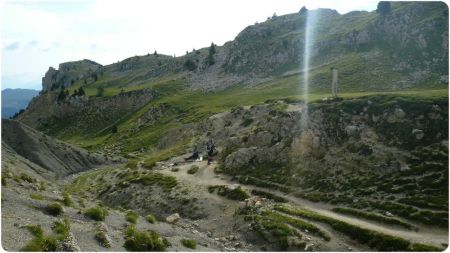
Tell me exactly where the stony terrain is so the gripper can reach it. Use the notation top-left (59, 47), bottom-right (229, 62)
top-left (2, 1), bottom-right (449, 252)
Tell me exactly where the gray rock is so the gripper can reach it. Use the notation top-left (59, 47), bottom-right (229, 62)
top-left (166, 213), bottom-right (180, 224)
top-left (412, 129), bottom-right (424, 140)
top-left (57, 232), bottom-right (80, 252)
top-left (394, 108), bottom-right (406, 118)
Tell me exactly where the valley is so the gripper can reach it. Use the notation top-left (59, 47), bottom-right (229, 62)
top-left (2, 1), bottom-right (448, 252)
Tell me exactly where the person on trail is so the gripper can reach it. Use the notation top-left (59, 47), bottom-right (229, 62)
top-left (185, 145), bottom-right (199, 161)
top-left (206, 140), bottom-right (215, 165)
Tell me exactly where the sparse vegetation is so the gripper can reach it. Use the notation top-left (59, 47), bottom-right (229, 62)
top-left (123, 225), bottom-right (171, 251)
top-left (146, 214), bottom-right (157, 224)
top-left (22, 219), bottom-right (71, 251)
top-left (251, 189), bottom-right (288, 203)
top-left (187, 166), bottom-right (199, 174)
top-left (274, 205), bottom-right (441, 251)
top-left (45, 203), bottom-right (64, 216)
top-left (332, 207), bottom-right (416, 230)
top-left (181, 238), bottom-right (196, 249)
top-left (126, 210), bottom-right (139, 224)
top-left (85, 206), bottom-right (109, 221)
top-left (208, 185), bottom-right (250, 200)
top-left (62, 192), bottom-right (73, 206)
top-left (30, 194), bottom-right (45, 201)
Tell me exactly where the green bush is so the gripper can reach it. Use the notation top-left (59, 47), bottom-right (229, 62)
top-left (187, 166), bottom-right (199, 174)
top-left (126, 210), bottom-right (138, 224)
top-left (45, 203), bottom-right (64, 216)
top-left (52, 218), bottom-right (70, 238)
top-left (123, 225), bottom-right (171, 251)
top-left (85, 206), bottom-right (109, 221)
top-left (146, 214), bottom-right (157, 224)
top-left (217, 185), bottom-right (250, 201)
top-left (22, 235), bottom-right (59, 251)
top-left (181, 238), bottom-right (196, 249)
top-left (24, 225), bottom-right (44, 238)
top-left (19, 173), bottom-right (36, 183)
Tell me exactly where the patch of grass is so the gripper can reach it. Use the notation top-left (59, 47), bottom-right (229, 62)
top-left (52, 218), bottom-right (70, 237)
top-left (85, 206), bottom-right (109, 221)
top-left (22, 234), bottom-right (59, 251)
top-left (126, 159), bottom-right (138, 169)
top-left (181, 238), bottom-right (196, 249)
top-left (146, 214), bottom-right (157, 224)
top-left (62, 192), bottom-right (73, 207)
top-left (19, 173), bottom-right (37, 183)
top-left (126, 210), bottom-right (139, 224)
top-left (123, 225), bottom-right (171, 251)
top-left (332, 207), bottom-right (416, 230)
top-left (264, 210), bottom-right (330, 241)
top-left (275, 205), bottom-right (440, 251)
top-left (30, 194), bottom-right (46, 201)
top-left (209, 185), bottom-right (250, 201)
top-left (45, 203), bottom-right (64, 216)
top-left (24, 225), bottom-right (44, 238)
top-left (135, 172), bottom-right (178, 192)
top-left (22, 219), bottom-right (71, 251)
top-left (187, 166), bottom-right (199, 174)
top-left (251, 189), bottom-right (288, 203)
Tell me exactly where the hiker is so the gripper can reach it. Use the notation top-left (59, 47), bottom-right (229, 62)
top-left (185, 145), bottom-right (199, 161)
top-left (206, 140), bottom-right (215, 165)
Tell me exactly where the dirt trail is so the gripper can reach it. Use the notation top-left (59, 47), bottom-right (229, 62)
top-left (159, 155), bottom-right (448, 248)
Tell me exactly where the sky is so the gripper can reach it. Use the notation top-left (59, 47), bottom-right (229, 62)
top-left (1, 0), bottom-right (380, 90)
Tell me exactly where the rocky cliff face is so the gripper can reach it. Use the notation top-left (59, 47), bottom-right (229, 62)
top-left (17, 89), bottom-right (158, 138)
top-left (42, 59), bottom-right (102, 91)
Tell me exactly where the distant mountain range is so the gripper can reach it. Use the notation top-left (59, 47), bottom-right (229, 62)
top-left (1, 88), bottom-right (39, 119)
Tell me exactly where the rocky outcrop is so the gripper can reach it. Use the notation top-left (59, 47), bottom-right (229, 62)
top-left (42, 59), bottom-right (102, 91)
top-left (17, 89), bottom-right (158, 138)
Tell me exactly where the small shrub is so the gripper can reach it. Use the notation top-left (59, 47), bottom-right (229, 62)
top-left (181, 238), bottom-right (197, 249)
top-left (171, 167), bottom-right (179, 172)
top-left (126, 210), bottom-right (138, 224)
top-left (19, 173), bottom-right (36, 183)
top-left (45, 203), bottom-right (64, 216)
top-left (24, 225), bottom-right (44, 238)
top-left (85, 206), bottom-right (109, 221)
top-left (53, 218), bottom-right (70, 238)
top-left (126, 160), bottom-right (138, 169)
top-left (218, 186), bottom-right (250, 201)
top-left (38, 181), bottom-right (46, 191)
top-left (123, 225), bottom-right (171, 251)
top-left (146, 214), bottom-right (157, 224)
top-left (22, 235), bottom-right (59, 251)
top-left (62, 192), bottom-right (73, 206)
top-left (187, 166), bottom-right (199, 174)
